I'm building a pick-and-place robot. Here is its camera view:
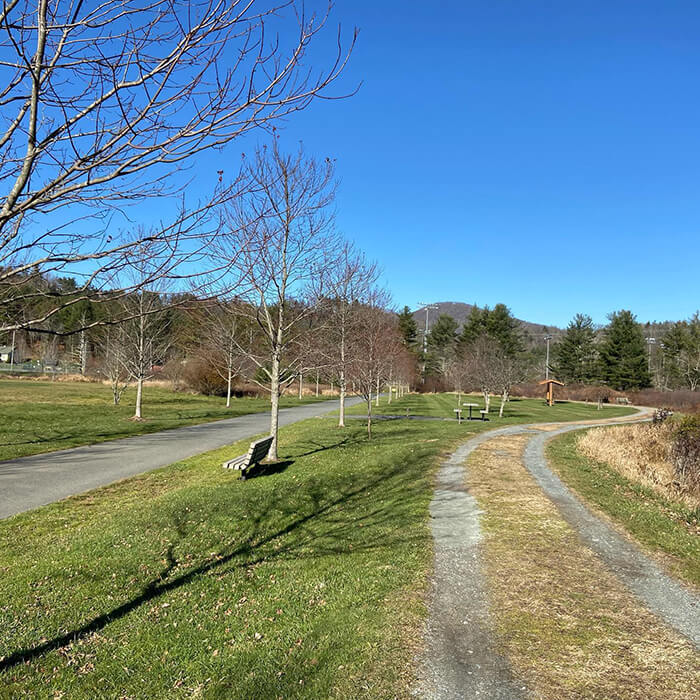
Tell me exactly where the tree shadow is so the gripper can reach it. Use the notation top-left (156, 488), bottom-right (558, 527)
top-left (0, 460), bottom-right (423, 672)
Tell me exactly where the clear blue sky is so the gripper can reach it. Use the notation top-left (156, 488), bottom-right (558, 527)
top-left (206, 1), bottom-right (700, 327)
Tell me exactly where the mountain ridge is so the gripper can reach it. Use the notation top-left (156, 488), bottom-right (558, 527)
top-left (410, 301), bottom-right (561, 339)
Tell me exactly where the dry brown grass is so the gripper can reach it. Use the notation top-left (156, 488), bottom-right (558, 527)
top-left (466, 434), bottom-right (699, 700)
top-left (577, 423), bottom-right (700, 509)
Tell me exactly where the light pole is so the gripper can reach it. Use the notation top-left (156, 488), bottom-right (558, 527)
top-left (544, 334), bottom-right (552, 380)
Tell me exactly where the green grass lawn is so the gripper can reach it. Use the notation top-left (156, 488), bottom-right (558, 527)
top-left (347, 392), bottom-right (636, 423)
top-left (0, 379), bottom-right (332, 461)
top-left (547, 430), bottom-right (700, 588)
top-left (0, 395), bottom-right (639, 698)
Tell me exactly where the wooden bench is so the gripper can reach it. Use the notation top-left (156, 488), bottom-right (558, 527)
top-left (222, 436), bottom-right (274, 480)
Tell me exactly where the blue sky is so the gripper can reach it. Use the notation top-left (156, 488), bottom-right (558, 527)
top-left (200, 1), bottom-right (700, 327)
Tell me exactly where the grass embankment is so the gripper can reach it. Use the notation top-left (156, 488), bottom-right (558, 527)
top-left (0, 396), bottom-right (627, 698)
top-left (347, 392), bottom-right (636, 423)
top-left (0, 379), bottom-right (331, 461)
top-left (468, 434), bottom-right (699, 700)
top-left (547, 429), bottom-right (700, 587)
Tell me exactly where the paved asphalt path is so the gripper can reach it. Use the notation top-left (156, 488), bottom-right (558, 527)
top-left (0, 397), bottom-right (362, 520)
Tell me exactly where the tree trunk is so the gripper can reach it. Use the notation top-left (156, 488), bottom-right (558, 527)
top-left (316, 370), bottom-right (320, 397)
top-left (226, 368), bottom-right (232, 408)
top-left (269, 352), bottom-right (281, 460)
top-left (499, 389), bottom-right (508, 418)
top-left (375, 376), bottom-right (380, 407)
top-left (134, 376), bottom-right (143, 419)
top-left (298, 372), bottom-right (303, 399)
top-left (338, 369), bottom-right (346, 427)
top-left (80, 330), bottom-right (87, 375)
top-left (482, 390), bottom-right (490, 413)
top-left (366, 396), bottom-right (372, 439)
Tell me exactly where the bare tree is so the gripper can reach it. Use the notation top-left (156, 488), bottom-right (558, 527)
top-left (219, 143), bottom-right (339, 459)
top-left (95, 324), bottom-right (130, 405)
top-left (490, 349), bottom-right (529, 417)
top-left (0, 1), bottom-right (356, 334)
top-left (195, 301), bottom-right (253, 407)
top-left (120, 291), bottom-right (171, 419)
top-left (321, 243), bottom-right (379, 427)
top-left (347, 289), bottom-right (395, 439)
top-left (465, 336), bottom-right (500, 413)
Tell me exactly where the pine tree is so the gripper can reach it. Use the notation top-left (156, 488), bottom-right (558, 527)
top-left (552, 313), bottom-right (597, 383)
top-left (598, 310), bottom-right (651, 390)
top-left (426, 314), bottom-right (458, 373)
top-left (397, 306), bottom-right (418, 349)
top-left (460, 304), bottom-right (522, 357)
top-left (484, 303), bottom-right (523, 356)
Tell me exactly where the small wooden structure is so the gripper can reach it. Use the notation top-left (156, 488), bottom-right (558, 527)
top-left (539, 378), bottom-right (564, 406)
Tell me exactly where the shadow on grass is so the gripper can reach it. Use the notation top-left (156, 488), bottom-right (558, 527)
top-left (0, 458), bottom-right (424, 672)
top-left (247, 459), bottom-right (294, 478)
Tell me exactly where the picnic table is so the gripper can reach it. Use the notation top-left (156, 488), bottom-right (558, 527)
top-left (463, 403), bottom-right (479, 420)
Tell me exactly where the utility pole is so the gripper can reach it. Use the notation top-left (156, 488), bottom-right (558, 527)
top-left (544, 334), bottom-right (552, 380)
top-left (417, 302), bottom-right (438, 383)
top-left (646, 336), bottom-right (656, 375)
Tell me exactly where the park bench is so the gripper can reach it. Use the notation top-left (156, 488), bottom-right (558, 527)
top-left (222, 436), bottom-right (274, 480)
top-left (479, 410), bottom-right (489, 421)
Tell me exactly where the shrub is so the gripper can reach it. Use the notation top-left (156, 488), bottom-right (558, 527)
top-left (670, 415), bottom-right (700, 498)
top-left (182, 357), bottom-right (228, 396)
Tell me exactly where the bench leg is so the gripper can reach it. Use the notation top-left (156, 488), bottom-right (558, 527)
top-left (240, 466), bottom-right (248, 480)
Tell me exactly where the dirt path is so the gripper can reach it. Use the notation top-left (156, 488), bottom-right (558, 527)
top-left (414, 408), bottom-right (699, 699)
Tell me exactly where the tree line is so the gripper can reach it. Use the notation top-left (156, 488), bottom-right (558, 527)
top-left (395, 304), bottom-right (700, 397)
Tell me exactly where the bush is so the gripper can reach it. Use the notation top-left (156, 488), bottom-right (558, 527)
top-left (670, 415), bottom-right (700, 498)
top-left (182, 358), bottom-right (228, 396)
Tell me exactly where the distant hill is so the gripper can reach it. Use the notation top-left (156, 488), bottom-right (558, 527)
top-left (410, 301), bottom-right (560, 340)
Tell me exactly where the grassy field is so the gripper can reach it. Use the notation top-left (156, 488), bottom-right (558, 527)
top-left (0, 379), bottom-right (331, 461)
top-left (347, 391), bottom-right (636, 423)
top-left (0, 395), bottom-right (633, 698)
top-left (547, 429), bottom-right (700, 587)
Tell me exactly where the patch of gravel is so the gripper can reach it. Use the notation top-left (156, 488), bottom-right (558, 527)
top-left (414, 427), bottom-right (534, 699)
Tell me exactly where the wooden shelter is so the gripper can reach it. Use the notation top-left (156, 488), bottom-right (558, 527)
top-left (539, 378), bottom-right (564, 406)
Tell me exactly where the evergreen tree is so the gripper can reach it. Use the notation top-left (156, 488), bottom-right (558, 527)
top-left (552, 313), bottom-right (597, 383)
top-left (484, 303), bottom-right (523, 356)
top-left (598, 310), bottom-right (651, 390)
top-left (397, 305), bottom-right (418, 349)
top-left (459, 306), bottom-right (486, 345)
top-left (426, 314), bottom-right (458, 374)
top-left (460, 303), bottom-right (522, 357)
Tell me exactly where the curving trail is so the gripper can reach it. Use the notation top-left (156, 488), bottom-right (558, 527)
top-left (415, 407), bottom-right (699, 699)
